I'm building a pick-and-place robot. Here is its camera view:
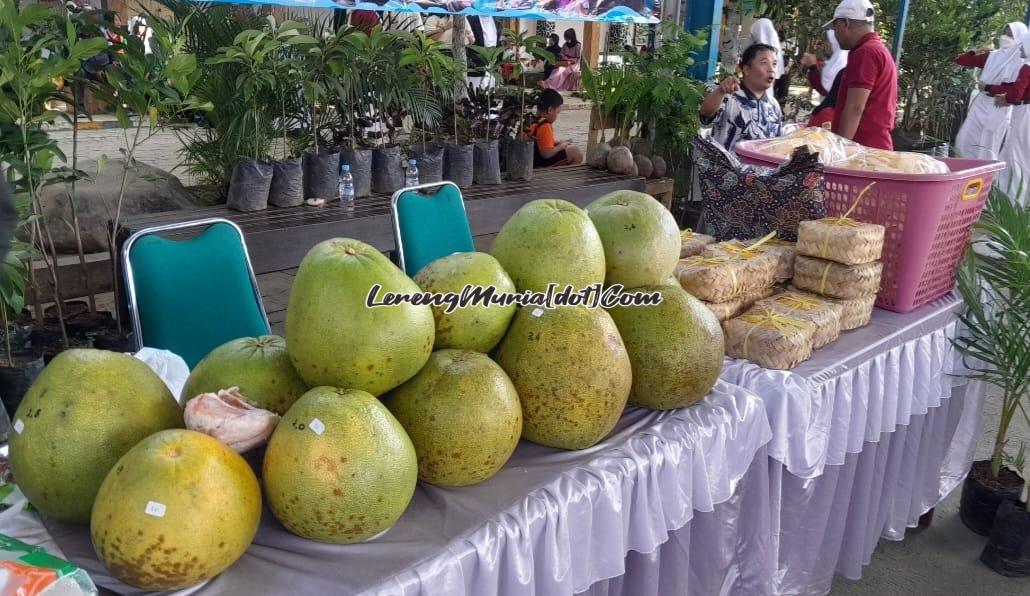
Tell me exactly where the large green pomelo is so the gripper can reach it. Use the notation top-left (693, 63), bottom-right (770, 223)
top-left (412, 252), bottom-right (517, 353)
top-left (9, 349), bottom-right (183, 524)
top-left (490, 199), bottom-right (606, 293)
top-left (91, 429), bottom-right (261, 590)
top-left (493, 306), bottom-right (631, 450)
top-left (286, 238), bottom-right (435, 396)
top-left (263, 387), bottom-right (418, 544)
top-left (585, 190), bottom-right (680, 288)
top-left (607, 285), bottom-right (724, 410)
top-left (181, 335), bottom-right (308, 414)
top-left (383, 350), bottom-right (522, 486)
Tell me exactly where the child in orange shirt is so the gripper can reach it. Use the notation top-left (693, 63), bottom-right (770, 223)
top-left (526, 90), bottom-right (584, 167)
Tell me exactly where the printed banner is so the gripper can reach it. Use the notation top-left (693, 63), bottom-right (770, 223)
top-left (195, 0), bottom-right (660, 24)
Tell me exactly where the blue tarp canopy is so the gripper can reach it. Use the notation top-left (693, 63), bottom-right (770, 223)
top-left (191, 0), bottom-right (660, 24)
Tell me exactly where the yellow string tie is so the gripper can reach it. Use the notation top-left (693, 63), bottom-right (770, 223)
top-left (717, 230), bottom-right (778, 259)
top-left (681, 228), bottom-right (694, 241)
top-left (775, 294), bottom-right (823, 312)
top-left (818, 261), bottom-right (834, 295)
top-left (739, 308), bottom-right (815, 360)
top-left (819, 181), bottom-right (876, 258)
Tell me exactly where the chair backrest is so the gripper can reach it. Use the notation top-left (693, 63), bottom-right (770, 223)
top-left (122, 218), bottom-right (271, 369)
top-left (391, 181), bottom-right (475, 276)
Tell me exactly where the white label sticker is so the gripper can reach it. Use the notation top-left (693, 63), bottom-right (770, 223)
top-left (309, 418), bottom-right (325, 435)
top-left (13, 419), bottom-right (23, 434)
top-left (531, 308), bottom-right (544, 318)
top-left (145, 501), bottom-right (166, 518)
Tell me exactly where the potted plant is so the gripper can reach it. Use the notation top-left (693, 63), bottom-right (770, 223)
top-left (289, 20), bottom-right (343, 202)
top-left (208, 26), bottom-right (281, 211)
top-left (954, 187), bottom-right (1030, 542)
top-left (264, 16), bottom-right (306, 208)
top-left (467, 44), bottom-right (506, 185)
top-left (399, 30), bottom-right (453, 185)
top-left (0, 0), bottom-right (109, 357)
top-left (981, 443), bottom-right (1030, 577)
top-left (500, 29), bottom-right (550, 182)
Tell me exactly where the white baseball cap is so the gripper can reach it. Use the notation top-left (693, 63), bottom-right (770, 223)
top-left (822, 0), bottom-right (875, 29)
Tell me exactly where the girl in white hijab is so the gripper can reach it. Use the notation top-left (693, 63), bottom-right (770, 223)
top-left (821, 30), bottom-right (848, 96)
top-left (749, 18), bottom-right (784, 79)
top-left (954, 22), bottom-right (1028, 161)
top-left (994, 28), bottom-right (1030, 205)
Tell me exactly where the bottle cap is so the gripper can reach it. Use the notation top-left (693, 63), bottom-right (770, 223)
top-left (340, 164), bottom-right (350, 172)
top-left (408, 159), bottom-right (417, 166)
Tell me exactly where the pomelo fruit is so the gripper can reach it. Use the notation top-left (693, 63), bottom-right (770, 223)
top-left (494, 306), bottom-right (632, 450)
top-left (181, 335), bottom-right (308, 414)
top-left (286, 238), bottom-right (435, 396)
top-left (9, 349), bottom-right (183, 524)
top-left (90, 429), bottom-right (261, 590)
top-left (607, 285), bottom-right (724, 410)
top-left (490, 199), bottom-right (605, 294)
top-left (585, 190), bottom-right (680, 288)
top-left (383, 350), bottom-right (521, 486)
top-left (263, 387), bottom-right (418, 544)
top-left (412, 252), bottom-right (517, 353)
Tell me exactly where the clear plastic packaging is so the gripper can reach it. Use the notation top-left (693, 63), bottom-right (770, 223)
top-left (837, 148), bottom-right (950, 174)
top-left (752, 126), bottom-right (865, 166)
top-left (0, 533), bottom-right (98, 595)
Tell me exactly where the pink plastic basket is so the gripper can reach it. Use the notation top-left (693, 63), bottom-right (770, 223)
top-left (732, 140), bottom-right (1006, 313)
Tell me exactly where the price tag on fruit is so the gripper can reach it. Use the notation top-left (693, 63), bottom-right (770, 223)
top-left (309, 418), bottom-right (325, 436)
top-left (144, 501), bottom-right (166, 518)
top-left (12, 420), bottom-right (23, 435)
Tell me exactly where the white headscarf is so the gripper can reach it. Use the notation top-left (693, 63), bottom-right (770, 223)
top-left (981, 22), bottom-right (1029, 85)
top-left (479, 16), bottom-right (498, 48)
top-left (821, 30), bottom-right (848, 93)
top-left (749, 18), bottom-right (784, 79)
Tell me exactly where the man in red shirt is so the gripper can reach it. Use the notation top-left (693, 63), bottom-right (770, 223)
top-left (824, 0), bottom-right (898, 150)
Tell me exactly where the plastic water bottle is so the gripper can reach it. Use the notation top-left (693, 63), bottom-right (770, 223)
top-left (405, 159), bottom-right (419, 187)
top-left (339, 164), bottom-right (354, 207)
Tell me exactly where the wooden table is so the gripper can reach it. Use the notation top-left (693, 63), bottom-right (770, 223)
top-left (119, 165), bottom-right (646, 276)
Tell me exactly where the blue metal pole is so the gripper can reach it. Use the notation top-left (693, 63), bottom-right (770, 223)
top-left (685, 0), bottom-right (725, 81)
top-left (892, 0), bottom-right (911, 63)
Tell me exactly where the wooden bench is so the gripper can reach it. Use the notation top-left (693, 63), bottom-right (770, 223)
top-left (118, 165), bottom-right (646, 276)
top-left (645, 178), bottom-right (674, 211)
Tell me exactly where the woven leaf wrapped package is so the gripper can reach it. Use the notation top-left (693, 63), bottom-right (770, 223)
top-left (680, 229), bottom-right (716, 258)
top-left (754, 291), bottom-right (842, 349)
top-left (703, 286), bottom-right (776, 322)
top-left (704, 237), bottom-right (796, 281)
top-left (793, 255), bottom-right (883, 300)
top-left (724, 307), bottom-right (816, 370)
top-left (787, 286), bottom-right (876, 330)
top-left (676, 251), bottom-right (778, 303)
top-left (796, 217), bottom-right (885, 266)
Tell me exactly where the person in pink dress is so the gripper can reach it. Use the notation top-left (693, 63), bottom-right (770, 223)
top-left (540, 28), bottom-right (582, 92)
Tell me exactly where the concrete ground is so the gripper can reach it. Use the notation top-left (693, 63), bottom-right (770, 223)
top-left (52, 97), bottom-right (1030, 595)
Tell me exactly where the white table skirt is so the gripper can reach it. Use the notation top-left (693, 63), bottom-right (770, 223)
top-left (771, 378), bottom-right (984, 596)
top-left (719, 292), bottom-right (966, 479)
top-left (36, 380), bottom-right (772, 596)
top-left (579, 447), bottom-right (776, 596)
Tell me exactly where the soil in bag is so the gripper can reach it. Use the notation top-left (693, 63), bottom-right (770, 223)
top-left (473, 139), bottom-right (502, 185)
top-left (227, 156), bottom-right (272, 212)
top-left (303, 149), bottom-right (340, 201)
top-left (444, 142), bottom-right (474, 188)
top-left (410, 143), bottom-right (444, 184)
top-left (268, 157), bottom-right (304, 207)
top-left (372, 145), bottom-right (405, 194)
top-left (506, 139), bottom-right (534, 182)
top-left (340, 147), bottom-right (373, 198)
top-left (980, 499), bottom-right (1030, 577)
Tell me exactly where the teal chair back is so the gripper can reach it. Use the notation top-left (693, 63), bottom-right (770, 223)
top-left (122, 218), bottom-right (270, 369)
top-left (391, 181), bottom-right (475, 277)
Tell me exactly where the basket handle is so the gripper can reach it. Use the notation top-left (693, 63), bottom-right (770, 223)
top-left (961, 178), bottom-right (984, 202)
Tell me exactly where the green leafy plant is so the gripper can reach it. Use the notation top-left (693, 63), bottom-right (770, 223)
top-left (399, 30), bottom-right (456, 150)
top-left (953, 185), bottom-right (1030, 506)
top-left (88, 9), bottom-right (210, 333)
top-left (468, 45), bottom-right (507, 143)
top-left (0, 0), bottom-right (108, 347)
top-left (500, 29), bottom-right (551, 141)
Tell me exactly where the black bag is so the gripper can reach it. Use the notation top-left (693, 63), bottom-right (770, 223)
top-left (506, 139), bottom-right (534, 182)
top-left (980, 499), bottom-right (1030, 577)
top-left (340, 147), bottom-right (373, 198)
top-left (372, 145), bottom-right (404, 194)
top-left (303, 150), bottom-right (341, 201)
top-left (227, 156), bottom-right (272, 212)
top-left (473, 139), bottom-right (502, 185)
top-left (444, 142), bottom-right (475, 189)
top-left (268, 157), bottom-right (304, 207)
top-left (410, 143), bottom-right (444, 185)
